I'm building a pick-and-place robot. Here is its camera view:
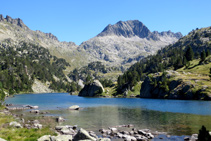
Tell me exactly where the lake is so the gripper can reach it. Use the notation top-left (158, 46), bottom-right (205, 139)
top-left (5, 93), bottom-right (211, 135)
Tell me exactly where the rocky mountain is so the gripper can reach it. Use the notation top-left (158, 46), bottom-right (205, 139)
top-left (0, 15), bottom-right (89, 69)
top-left (0, 15), bottom-right (182, 69)
top-left (78, 20), bottom-right (182, 67)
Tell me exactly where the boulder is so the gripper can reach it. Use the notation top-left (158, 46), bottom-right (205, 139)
top-left (51, 135), bottom-right (72, 141)
top-left (33, 123), bottom-right (42, 129)
top-left (31, 119), bottom-right (40, 124)
top-left (37, 135), bottom-right (51, 141)
top-left (9, 121), bottom-right (22, 128)
top-left (69, 105), bottom-right (80, 110)
top-left (56, 116), bottom-right (65, 122)
top-left (79, 80), bottom-right (104, 97)
top-left (61, 128), bottom-right (76, 135)
top-left (73, 128), bottom-right (97, 141)
top-left (110, 127), bottom-right (118, 134)
top-left (0, 138), bottom-right (7, 141)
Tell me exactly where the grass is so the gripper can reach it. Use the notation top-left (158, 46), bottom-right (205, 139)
top-left (0, 112), bottom-right (56, 141)
top-left (168, 58), bottom-right (211, 97)
top-left (127, 81), bottom-right (143, 97)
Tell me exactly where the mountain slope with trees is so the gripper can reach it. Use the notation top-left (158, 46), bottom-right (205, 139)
top-left (0, 41), bottom-right (71, 102)
top-left (117, 26), bottom-right (211, 99)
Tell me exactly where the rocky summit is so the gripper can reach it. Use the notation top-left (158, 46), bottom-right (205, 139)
top-left (78, 20), bottom-right (182, 67)
top-left (0, 15), bottom-right (182, 69)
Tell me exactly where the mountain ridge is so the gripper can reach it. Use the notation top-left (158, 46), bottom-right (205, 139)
top-left (97, 20), bottom-right (182, 40)
top-left (78, 20), bottom-right (182, 67)
top-left (0, 14), bottom-right (183, 69)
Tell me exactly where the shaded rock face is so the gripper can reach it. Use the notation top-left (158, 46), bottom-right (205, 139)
top-left (140, 75), bottom-right (198, 100)
top-left (79, 80), bottom-right (104, 97)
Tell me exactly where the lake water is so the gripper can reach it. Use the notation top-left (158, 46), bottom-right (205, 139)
top-left (5, 93), bottom-right (211, 135)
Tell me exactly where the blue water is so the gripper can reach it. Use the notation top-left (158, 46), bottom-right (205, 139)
top-left (5, 93), bottom-right (211, 115)
top-left (5, 93), bottom-right (211, 135)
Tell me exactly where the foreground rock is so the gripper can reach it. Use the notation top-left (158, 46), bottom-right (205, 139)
top-left (9, 121), bottom-right (23, 128)
top-left (74, 128), bottom-right (97, 141)
top-left (38, 135), bottom-right (73, 141)
top-left (79, 80), bottom-right (104, 97)
top-left (39, 128), bottom-right (111, 141)
top-left (0, 138), bottom-right (7, 141)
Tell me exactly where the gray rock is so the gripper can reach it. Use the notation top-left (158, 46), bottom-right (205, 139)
top-left (73, 128), bottom-right (97, 141)
top-left (31, 120), bottom-right (40, 124)
top-left (37, 135), bottom-right (51, 141)
top-left (9, 121), bottom-right (22, 128)
top-left (138, 130), bottom-right (147, 136)
top-left (38, 135), bottom-right (73, 141)
top-left (51, 135), bottom-right (72, 141)
top-left (61, 128), bottom-right (76, 135)
top-left (33, 123), bottom-right (42, 129)
top-left (134, 135), bottom-right (148, 141)
top-left (110, 127), bottom-right (118, 134)
top-left (0, 137), bottom-right (7, 141)
top-left (98, 138), bottom-right (111, 141)
top-left (190, 134), bottom-right (198, 141)
top-left (146, 133), bottom-right (154, 139)
top-left (56, 116), bottom-right (65, 122)
top-left (79, 80), bottom-right (104, 97)
top-left (69, 105), bottom-right (80, 110)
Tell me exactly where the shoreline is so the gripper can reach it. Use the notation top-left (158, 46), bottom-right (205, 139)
top-left (0, 107), bottom-right (199, 141)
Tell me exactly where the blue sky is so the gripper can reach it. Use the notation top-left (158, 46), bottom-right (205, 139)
top-left (0, 0), bottom-right (211, 45)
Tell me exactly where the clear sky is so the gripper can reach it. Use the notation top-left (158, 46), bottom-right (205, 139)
top-left (0, 0), bottom-right (211, 45)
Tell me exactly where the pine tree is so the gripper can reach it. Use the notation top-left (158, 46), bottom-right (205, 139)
top-left (201, 50), bottom-right (206, 62)
top-left (185, 46), bottom-right (194, 61)
top-left (206, 50), bottom-right (210, 57)
top-left (209, 68), bottom-right (211, 80)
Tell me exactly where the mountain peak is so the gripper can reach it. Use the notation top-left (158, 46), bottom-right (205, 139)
top-left (97, 20), bottom-right (183, 41)
top-left (97, 20), bottom-right (151, 38)
top-left (0, 14), bottom-right (26, 28)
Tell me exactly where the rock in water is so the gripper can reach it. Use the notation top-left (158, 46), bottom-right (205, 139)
top-left (69, 105), bottom-right (80, 110)
top-left (79, 80), bottom-right (104, 97)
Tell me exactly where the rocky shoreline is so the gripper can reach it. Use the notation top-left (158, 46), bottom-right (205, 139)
top-left (0, 104), bottom-right (199, 141)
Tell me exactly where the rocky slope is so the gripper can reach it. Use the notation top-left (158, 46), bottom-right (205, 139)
top-left (78, 20), bottom-right (182, 67)
top-left (0, 14), bottom-right (88, 69)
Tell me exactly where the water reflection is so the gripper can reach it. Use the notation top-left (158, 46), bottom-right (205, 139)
top-left (45, 106), bottom-right (211, 135)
